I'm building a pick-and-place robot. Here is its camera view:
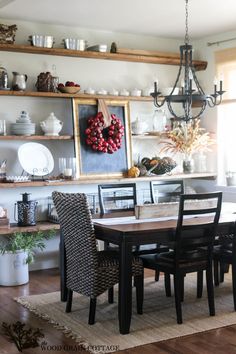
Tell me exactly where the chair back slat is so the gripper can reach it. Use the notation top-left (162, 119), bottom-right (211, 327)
top-left (150, 180), bottom-right (184, 204)
top-left (98, 183), bottom-right (137, 215)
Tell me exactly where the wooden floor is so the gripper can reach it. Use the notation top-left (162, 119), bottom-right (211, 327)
top-left (1, 269), bottom-right (236, 354)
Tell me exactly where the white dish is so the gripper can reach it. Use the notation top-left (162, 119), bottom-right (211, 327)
top-left (6, 176), bottom-right (30, 182)
top-left (97, 89), bottom-right (108, 95)
top-left (84, 88), bottom-right (95, 94)
top-left (18, 142), bottom-right (54, 176)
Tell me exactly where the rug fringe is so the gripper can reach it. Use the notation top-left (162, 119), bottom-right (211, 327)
top-left (14, 297), bottom-right (104, 354)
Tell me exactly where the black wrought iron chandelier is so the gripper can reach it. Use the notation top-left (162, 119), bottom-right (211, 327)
top-left (151, 0), bottom-right (225, 122)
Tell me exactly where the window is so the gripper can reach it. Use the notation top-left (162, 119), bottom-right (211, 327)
top-left (216, 48), bottom-right (236, 185)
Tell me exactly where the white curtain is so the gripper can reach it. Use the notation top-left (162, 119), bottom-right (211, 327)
top-left (216, 48), bottom-right (236, 185)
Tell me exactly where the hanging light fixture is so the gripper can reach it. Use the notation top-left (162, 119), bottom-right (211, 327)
top-left (151, 0), bottom-right (225, 122)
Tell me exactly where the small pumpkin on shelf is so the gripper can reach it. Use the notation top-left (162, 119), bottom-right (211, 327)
top-left (127, 166), bottom-right (140, 178)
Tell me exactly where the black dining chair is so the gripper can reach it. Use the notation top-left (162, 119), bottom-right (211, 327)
top-left (150, 180), bottom-right (184, 204)
top-left (98, 183), bottom-right (169, 283)
top-left (148, 180), bottom-right (184, 282)
top-left (52, 191), bottom-right (144, 325)
top-left (197, 222), bottom-right (236, 310)
top-left (139, 191), bottom-right (222, 324)
top-left (213, 222), bottom-right (236, 310)
top-left (98, 183), bottom-right (137, 215)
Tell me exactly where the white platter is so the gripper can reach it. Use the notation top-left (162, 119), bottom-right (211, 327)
top-left (18, 142), bottom-right (54, 176)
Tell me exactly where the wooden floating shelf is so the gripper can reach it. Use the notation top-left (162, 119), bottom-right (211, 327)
top-left (0, 173), bottom-right (217, 188)
top-left (0, 135), bottom-right (74, 140)
top-left (0, 89), bottom-right (154, 101)
top-left (0, 43), bottom-right (207, 71)
top-left (132, 134), bottom-right (161, 139)
top-left (0, 221), bottom-right (60, 235)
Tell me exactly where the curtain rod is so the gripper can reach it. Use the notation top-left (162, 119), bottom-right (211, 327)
top-left (207, 37), bottom-right (236, 47)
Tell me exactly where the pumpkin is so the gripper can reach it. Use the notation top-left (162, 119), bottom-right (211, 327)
top-left (127, 166), bottom-right (140, 178)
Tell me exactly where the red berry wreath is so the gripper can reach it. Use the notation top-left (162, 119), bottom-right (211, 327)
top-left (85, 112), bottom-right (124, 154)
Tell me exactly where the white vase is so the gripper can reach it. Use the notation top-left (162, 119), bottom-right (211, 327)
top-left (0, 250), bottom-right (29, 286)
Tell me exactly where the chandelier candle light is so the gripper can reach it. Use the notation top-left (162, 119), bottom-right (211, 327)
top-left (151, 0), bottom-right (225, 122)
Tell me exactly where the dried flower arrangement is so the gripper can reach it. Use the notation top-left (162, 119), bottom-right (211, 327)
top-left (160, 119), bottom-right (215, 156)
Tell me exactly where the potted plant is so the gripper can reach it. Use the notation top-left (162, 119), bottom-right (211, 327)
top-left (160, 119), bottom-right (215, 173)
top-left (0, 230), bottom-right (55, 286)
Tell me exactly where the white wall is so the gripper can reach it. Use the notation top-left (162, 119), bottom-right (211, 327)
top-left (0, 18), bottom-right (185, 270)
top-left (1, 19), bottom-right (230, 270)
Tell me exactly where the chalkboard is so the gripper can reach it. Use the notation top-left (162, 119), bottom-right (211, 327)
top-left (73, 99), bottom-right (132, 178)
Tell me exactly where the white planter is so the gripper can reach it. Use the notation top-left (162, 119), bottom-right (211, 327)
top-left (0, 250), bottom-right (29, 286)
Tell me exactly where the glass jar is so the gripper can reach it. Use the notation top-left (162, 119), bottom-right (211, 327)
top-left (183, 154), bottom-right (194, 174)
top-left (194, 151), bottom-right (207, 173)
top-left (0, 65), bottom-right (8, 89)
top-left (152, 109), bottom-right (167, 132)
top-left (59, 157), bottom-right (76, 179)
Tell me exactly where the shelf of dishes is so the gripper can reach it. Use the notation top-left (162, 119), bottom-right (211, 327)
top-left (0, 135), bottom-right (73, 140)
top-left (0, 89), bottom-right (154, 101)
top-left (0, 44), bottom-right (207, 71)
top-left (0, 173), bottom-right (217, 188)
top-left (132, 133), bottom-right (161, 139)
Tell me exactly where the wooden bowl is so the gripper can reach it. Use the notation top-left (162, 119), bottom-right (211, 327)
top-left (58, 86), bottom-right (80, 94)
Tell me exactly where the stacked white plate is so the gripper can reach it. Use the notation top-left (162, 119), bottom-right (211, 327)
top-left (11, 111), bottom-right (35, 136)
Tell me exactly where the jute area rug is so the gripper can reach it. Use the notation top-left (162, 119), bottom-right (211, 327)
top-left (15, 273), bottom-right (236, 353)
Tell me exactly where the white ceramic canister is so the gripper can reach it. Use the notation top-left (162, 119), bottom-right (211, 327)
top-left (0, 250), bottom-right (29, 286)
top-left (40, 112), bottom-right (63, 136)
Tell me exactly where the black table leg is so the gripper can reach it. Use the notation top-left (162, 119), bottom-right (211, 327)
top-left (118, 240), bottom-right (133, 334)
top-left (60, 230), bottom-right (68, 302)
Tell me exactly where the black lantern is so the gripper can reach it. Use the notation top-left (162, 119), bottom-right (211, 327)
top-left (14, 193), bottom-right (38, 226)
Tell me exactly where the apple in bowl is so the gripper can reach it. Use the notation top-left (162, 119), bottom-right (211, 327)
top-left (57, 81), bottom-right (81, 94)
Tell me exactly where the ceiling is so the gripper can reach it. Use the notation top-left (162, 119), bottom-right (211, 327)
top-left (1, 0), bottom-right (236, 40)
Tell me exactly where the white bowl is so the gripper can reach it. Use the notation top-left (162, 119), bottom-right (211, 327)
top-left (161, 87), bottom-right (179, 96)
top-left (131, 89), bottom-right (142, 96)
top-left (63, 38), bottom-right (88, 51)
top-left (84, 88), bottom-right (95, 94)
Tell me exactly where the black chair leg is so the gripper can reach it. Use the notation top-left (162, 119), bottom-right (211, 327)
top-left (134, 274), bottom-right (144, 315)
top-left (164, 273), bottom-right (171, 297)
top-left (66, 289), bottom-right (73, 313)
top-left (174, 273), bottom-right (182, 324)
top-left (88, 298), bottom-right (97, 325)
top-left (155, 270), bottom-right (160, 282)
top-left (180, 275), bottom-right (184, 302)
top-left (206, 267), bottom-right (215, 316)
top-left (197, 271), bottom-right (203, 298)
top-left (108, 287), bottom-right (114, 304)
top-left (214, 259), bottom-right (220, 286)
top-left (232, 263), bottom-right (236, 311)
top-left (220, 262), bottom-right (225, 283)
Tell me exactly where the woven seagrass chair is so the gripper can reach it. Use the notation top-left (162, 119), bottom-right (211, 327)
top-left (52, 191), bottom-right (144, 325)
top-left (140, 192), bottom-right (222, 324)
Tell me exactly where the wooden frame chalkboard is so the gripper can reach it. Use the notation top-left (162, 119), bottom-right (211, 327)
top-left (72, 98), bottom-right (132, 178)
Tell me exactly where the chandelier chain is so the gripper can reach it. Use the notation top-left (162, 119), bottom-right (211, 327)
top-left (185, 0), bottom-right (189, 44)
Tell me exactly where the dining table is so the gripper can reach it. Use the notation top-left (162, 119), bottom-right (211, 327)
top-left (59, 202), bottom-right (236, 335)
